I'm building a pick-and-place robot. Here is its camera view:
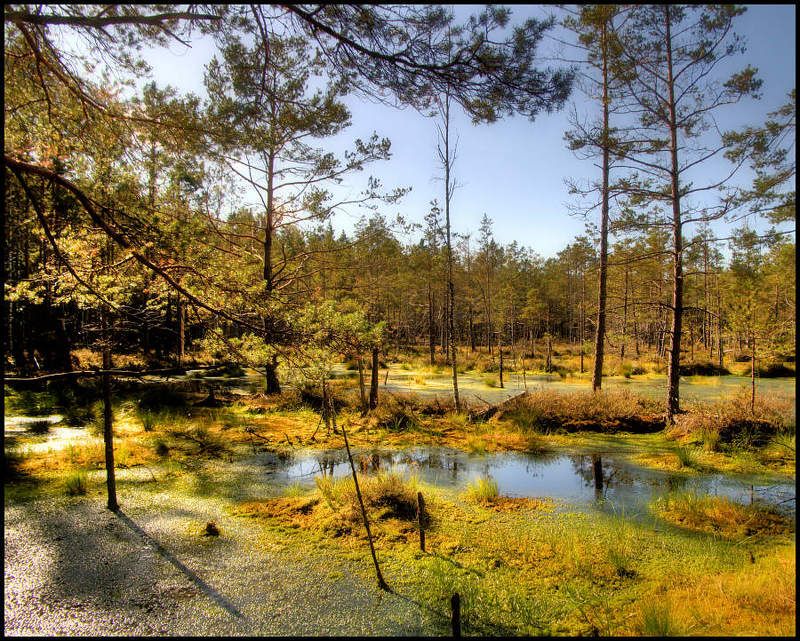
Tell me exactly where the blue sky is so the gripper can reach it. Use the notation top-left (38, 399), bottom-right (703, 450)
top-left (141, 4), bottom-right (796, 257)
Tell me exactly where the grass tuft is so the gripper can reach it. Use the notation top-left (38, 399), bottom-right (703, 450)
top-left (65, 471), bottom-right (88, 496)
top-left (651, 491), bottom-right (792, 539)
top-left (465, 476), bottom-right (499, 503)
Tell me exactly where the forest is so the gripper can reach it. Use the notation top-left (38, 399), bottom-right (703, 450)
top-left (4, 4), bottom-right (796, 637)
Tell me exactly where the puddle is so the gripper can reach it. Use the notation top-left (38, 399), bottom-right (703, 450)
top-left (253, 446), bottom-right (796, 515)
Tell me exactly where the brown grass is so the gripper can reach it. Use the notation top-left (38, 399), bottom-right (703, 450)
top-left (673, 389), bottom-right (794, 447)
top-left (493, 389), bottom-right (665, 433)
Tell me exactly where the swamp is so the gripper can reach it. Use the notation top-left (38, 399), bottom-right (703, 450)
top-left (3, 3), bottom-right (796, 638)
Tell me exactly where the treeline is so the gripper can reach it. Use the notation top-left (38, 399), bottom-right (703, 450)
top-left (3, 5), bottom-right (796, 420)
top-left (5, 198), bottom-right (795, 376)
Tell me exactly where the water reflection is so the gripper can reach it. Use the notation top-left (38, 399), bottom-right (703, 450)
top-left (253, 446), bottom-right (795, 515)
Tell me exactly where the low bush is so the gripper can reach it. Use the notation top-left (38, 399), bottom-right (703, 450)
top-left (371, 394), bottom-right (420, 431)
top-left (679, 361), bottom-right (730, 376)
top-left (494, 389), bottom-right (664, 434)
top-left (26, 419), bottom-right (52, 435)
top-left (676, 390), bottom-right (794, 448)
top-left (639, 600), bottom-right (681, 636)
top-left (757, 362), bottom-right (795, 378)
top-left (137, 387), bottom-right (189, 412)
top-left (315, 470), bottom-right (423, 526)
top-left (674, 445), bottom-right (699, 469)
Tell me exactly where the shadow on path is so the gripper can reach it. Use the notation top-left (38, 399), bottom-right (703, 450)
top-left (114, 509), bottom-right (245, 621)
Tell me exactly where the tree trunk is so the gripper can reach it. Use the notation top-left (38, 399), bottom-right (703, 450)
top-left (664, 5), bottom-right (684, 424)
top-left (369, 347), bottom-right (379, 409)
top-left (620, 267), bottom-right (629, 364)
top-left (357, 353), bottom-right (368, 414)
top-left (265, 354), bottom-right (281, 394)
top-left (101, 312), bottom-right (118, 512)
top-left (750, 333), bottom-right (756, 413)
top-left (440, 89), bottom-right (460, 411)
top-left (428, 284), bottom-right (435, 365)
top-left (592, 17), bottom-right (611, 392)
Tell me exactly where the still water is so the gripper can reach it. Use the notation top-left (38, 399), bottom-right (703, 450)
top-left (180, 367), bottom-right (795, 408)
top-left (254, 446), bottom-right (795, 515)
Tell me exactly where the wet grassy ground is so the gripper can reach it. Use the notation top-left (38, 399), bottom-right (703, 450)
top-left (4, 368), bottom-right (796, 636)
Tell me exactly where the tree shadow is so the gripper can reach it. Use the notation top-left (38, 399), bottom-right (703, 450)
top-left (114, 509), bottom-right (245, 620)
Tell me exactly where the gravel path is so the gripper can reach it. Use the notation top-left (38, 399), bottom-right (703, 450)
top-left (4, 489), bottom-right (434, 636)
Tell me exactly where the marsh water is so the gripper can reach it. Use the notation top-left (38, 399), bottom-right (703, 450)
top-left (6, 369), bottom-right (795, 518)
top-left (254, 446), bottom-right (796, 516)
top-left (174, 367), bottom-right (795, 407)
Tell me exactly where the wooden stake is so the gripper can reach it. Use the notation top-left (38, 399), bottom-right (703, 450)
top-left (451, 593), bottom-right (461, 637)
top-left (417, 491), bottom-right (426, 552)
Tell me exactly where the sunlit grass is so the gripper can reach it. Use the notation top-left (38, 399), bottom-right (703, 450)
top-left (465, 476), bottom-right (499, 503)
top-left (650, 491), bottom-right (792, 539)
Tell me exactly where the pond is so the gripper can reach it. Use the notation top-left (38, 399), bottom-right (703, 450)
top-left (254, 446), bottom-right (796, 516)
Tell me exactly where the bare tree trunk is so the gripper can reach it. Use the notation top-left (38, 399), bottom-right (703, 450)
top-left (332, 396), bottom-right (389, 591)
top-left (438, 88), bottom-right (460, 411)
top-left (428, 284), bottom-right (435, 366)
top-left (468, 303), bottom-right (475, 352)
top-left (357, 353), bottom-right (368, 414)
top-left (750, 333), bottom-right (756, 413)
top-left (101, 311), bottom-right (118, 512)
top-left (369, 347), bottom-right (379, 410)
top-left (177, 295), bottom-right (185, 365)
top-left (620, 266), bottom-right (629, 364)
top-left (262, 148), bottom-right (281, 394)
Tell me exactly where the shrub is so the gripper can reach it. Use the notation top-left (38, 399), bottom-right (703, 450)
top-left (494, 389), bottom-right (664, 434)
top-left (757, 362), bottom-right (794, 378)
top-left (679, 361), bottom-right (730, 376)
top-left (676, 390), bottom-right (793, 448)
top-left (221, 362), bottom-right (245, 377)
top-left (154, 439), bottom-right (170, 457)
top-left (371, 395), bottom-right (419, 431)
top-left (700, 427), bottom-right (721, 452)
top-left (483, 375), bottom-right (498, 388)
top-left (4, 445), bottom-right (26, 480)
top-left (466, 476), bottom-right (499, 503)
top-left (63, 403), bottom-right (96, 427)
top-left (315, 470), bottom-right (422, 524)
top-left (26, 419), bottom-right (52, 435)
top-left (65, 471), bottom-right (88, 496)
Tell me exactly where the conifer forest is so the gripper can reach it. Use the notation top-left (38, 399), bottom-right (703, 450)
top-left (4, 4), bottom-right (795, 637)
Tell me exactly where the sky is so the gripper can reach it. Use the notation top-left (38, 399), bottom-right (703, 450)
top-left (139, 4), bottom-right (796, 258)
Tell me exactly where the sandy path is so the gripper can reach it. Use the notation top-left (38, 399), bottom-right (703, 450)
top-left (4, 490), bottom-right (431, 636)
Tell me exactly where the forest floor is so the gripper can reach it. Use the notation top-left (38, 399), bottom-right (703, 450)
top-left (4, 362), bottom-right (796, 636)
